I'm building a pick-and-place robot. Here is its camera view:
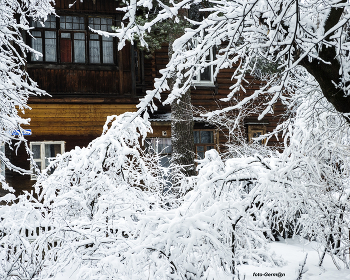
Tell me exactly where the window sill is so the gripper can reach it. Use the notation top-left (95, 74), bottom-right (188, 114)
top-left (192, 83), bottom-right (216, 88)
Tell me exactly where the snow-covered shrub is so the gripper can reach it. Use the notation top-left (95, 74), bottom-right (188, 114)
top-left (0, 0), bottom-right (54, 191)
top-left (267, 90), bottom-right (350, 266)
top-left (0, 112), bottom-right (281, 280)
top-left (0, 194), bottom-right (52, 280)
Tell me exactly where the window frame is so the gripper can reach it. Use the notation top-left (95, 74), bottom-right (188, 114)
top-left (29, 14), bottom-right (118, 65)
top-left (247, 125), bottom-right (267, 145)
top-left (194, 129), bottom-right (218, 159)
top-left (192, 39), bottom-right (215, 86)
top-left (30, 141), bottom-right (65, 180)
top-left (145, 137), bottom-right (172, 167)
top-left (30, 15), bottom-right (58, 63)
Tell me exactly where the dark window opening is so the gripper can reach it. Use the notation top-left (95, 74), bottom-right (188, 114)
top-left (30, 14), bottom-right (118, 65)
top-left (194, 130), bottom-right (216, 159)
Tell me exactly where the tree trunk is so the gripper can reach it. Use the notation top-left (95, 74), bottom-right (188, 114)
top-left (301, 2), bottom-right (350, 119)
top-left (168, 32), bottom-right (196, 177)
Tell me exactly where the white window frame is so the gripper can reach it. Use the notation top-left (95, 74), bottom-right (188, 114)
top-left (30, 141), bottom-right (65, 180)
top-left (145, 138), bottom-right (172, 167)
top-left (192, 39), bottom-right (215, 86)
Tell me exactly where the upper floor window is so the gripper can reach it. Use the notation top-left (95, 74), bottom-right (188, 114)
top-left (192, 39), bottom-right (215, 85)
top-left (30, 14), bottom-right (118, 65)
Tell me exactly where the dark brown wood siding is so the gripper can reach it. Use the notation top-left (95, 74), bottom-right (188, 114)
top-left (28, 68), bottom-right (121, 95)
top-left (54, 0), bottom-right (121, 13)
top-left (147, 44), bottom-right (285, 148)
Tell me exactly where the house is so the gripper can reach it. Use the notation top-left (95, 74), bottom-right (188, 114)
top-left (6, 0), bottom-right (284, 195)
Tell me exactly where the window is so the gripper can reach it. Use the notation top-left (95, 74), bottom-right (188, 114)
top-left (88, 17), bottom-right (114, 64)
top-left (31, 15), bottom-right (57, 62)
top-left (145, 131), bottom-right (217, 163)
top-left (30, 14), bottom-right (118, 64)
top-left (59, 15), bottom-right (86, 63)
top-left (145, 138), bottom-right (172, 167)
top-left (192, 39), bottom-right (214, 85)
top-left (194, 130), bottom-right (216, 159)
top-left (30, 141), bottom-right (65, 179)
top-left (247, 125), bottom-right (266, 145)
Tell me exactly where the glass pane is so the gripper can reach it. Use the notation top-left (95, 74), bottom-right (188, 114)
top-left (44, 144), bottom-right (61, 168)
top-left (32, 31), bottom-right (41, 37)
top-left (74, 33), bottom-right (85, 63)
top-left (32, 145), bottom-right (41, 159)
top-left (90, 34), bottom-right (99, 40)
top-left (72, 16), bottom-right (84, 30)
top-left (253, 131), bottom-right (263, 145)
top-left (194, 131), bottom-right (199, 143)
top-left (45, 31), bottom-right (57, 62)
top-left (102, 39), bottom-right (113, 63)
top-left (36, 161), bottom-right (42, 171)
top-left (45, 15), bottom-right (56, 28)
top-left (89, 40), bottom-right (100, 63)
top-left (157, 138), bottom-right (172, 154)
top-left (60, 16), bottom-right (65, 29)
top-left (159, 156), bottom-right (171, 168)
top-left (200, 66), bottom-right (211, 81)
top-left (106, 18), bottom-right (112, 25)
top-left (197, 152), bottom-right (204, 159)
top-left (200, 131), bottom-right (214, 143)
top-left (94, 17), bottom-right (100, 25)
top-left (206, 146), bottom-right (214, 151)
top-left (66, 22), bottom-right (72, 30)
top-left (61, 16), bottom-right (84, 30)
top-left (197, 146), bottom-right (204, 152)
top-left (31, 35), bottom-right (43, 61)
top-left (74, 33), bottom-right (85, 40)
top-left (61, 33), bottom-right (71, 39)
top-left (145, 138), bottom-right (172, 154)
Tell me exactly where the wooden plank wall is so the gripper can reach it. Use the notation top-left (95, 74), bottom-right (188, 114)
top-left (7, 103), bottom-right (137, 195)
top-left (54, 0), bottom-right (121, 13)
top-left (20, 104), bottom-right (137, 136)
top-left (28, 68), bottom-right (120, 95)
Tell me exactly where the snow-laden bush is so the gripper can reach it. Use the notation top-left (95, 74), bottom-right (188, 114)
top-left (3, 89), bottom-right (350, 278)
top-left (0, 113), bottom-right (283, 280)
top-left (265, 90), bottom-right (350, 267)
top-left (0, 0), bottom-right (54, 192)
top-left (0, 194), bottom-right (52, 279)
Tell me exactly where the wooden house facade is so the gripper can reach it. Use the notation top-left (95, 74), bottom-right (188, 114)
top-left (6, 0), bottom-right (284, 195)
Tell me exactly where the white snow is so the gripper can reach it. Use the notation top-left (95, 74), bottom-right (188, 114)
top-left (238, 238), bottom-right (350, 280)
top-left (51, 238), bottom-right (349, 280)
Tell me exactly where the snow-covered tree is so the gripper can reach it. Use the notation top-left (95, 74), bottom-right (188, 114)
top-left (4, 0), bottom-right (350, 278)
top-left (114, 0), bottom-right (350, 122)
top-left (8, 113), bottom-right (283, 280)
top-left (0, 0), bottom-right (54, 194)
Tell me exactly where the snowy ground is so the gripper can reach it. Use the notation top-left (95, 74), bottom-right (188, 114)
top-left (53, 238), bottom-right (350, 280)
top-left (238, 238), bottom-right (350, 280)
